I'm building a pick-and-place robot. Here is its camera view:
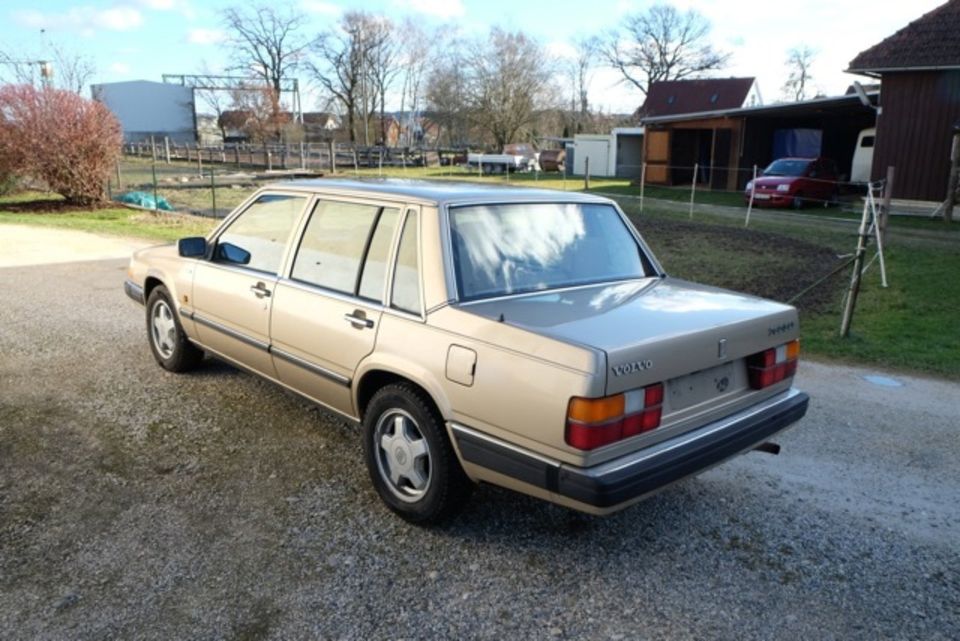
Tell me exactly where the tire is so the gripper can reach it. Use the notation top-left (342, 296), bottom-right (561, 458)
top-left (792, 193), bottom-right (804, 210)
top-left (363, 383), bottom-right (473, 524)
top-left (145, 285), bottom-right (204, 372)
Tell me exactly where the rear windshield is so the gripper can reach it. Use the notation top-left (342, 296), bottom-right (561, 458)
top-left (449, 202), bottom-right (649, 301)
top-left (763, 159), bottom-right (812, 177)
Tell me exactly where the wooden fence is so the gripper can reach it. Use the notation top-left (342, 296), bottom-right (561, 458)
top-left (123, 139), bottom-right (448, 173)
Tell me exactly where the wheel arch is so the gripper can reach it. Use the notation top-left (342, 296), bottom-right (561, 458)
top-left (354, 364), bottom-right (451, 424)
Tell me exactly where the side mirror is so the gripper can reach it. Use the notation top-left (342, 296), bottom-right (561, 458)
top-left (178, 236), bottom-right (207, 258)
top-left (215, 242), bottom-right (251, 266)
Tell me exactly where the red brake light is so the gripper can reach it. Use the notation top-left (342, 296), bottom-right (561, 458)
top-left (747, 340), bottom-right (799, 389)
top-left (566, 382), bottom-right (664, 450)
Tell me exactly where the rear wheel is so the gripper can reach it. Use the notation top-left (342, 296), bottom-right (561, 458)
top-left (363, 383), bottom-right (472, 523)
top-left (146, 285), bottom-right (203, 372)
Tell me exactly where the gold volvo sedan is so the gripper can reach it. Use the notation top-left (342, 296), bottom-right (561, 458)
top-left (124, 180), bottom-right (809, 523)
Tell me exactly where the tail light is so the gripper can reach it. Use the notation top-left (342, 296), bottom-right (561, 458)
top-left (565, 382), bottom-right (664, 451)
top-left (747, 339), bottom-right (799, 389)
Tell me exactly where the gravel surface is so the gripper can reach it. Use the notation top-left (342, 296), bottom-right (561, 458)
top-left (1, 256), bottom-right (957, 641)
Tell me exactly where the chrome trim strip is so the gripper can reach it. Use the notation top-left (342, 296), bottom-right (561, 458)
top-left (190, 313), bottom-right (270, 352)
top-left (271, 347), bottom-right (351, 387)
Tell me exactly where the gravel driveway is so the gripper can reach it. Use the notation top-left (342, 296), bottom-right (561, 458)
top-left (1, 253), bottom-right (957, 640)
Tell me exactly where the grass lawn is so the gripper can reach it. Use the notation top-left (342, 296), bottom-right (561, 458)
top-left (0, 192), bottom-right (215, 242)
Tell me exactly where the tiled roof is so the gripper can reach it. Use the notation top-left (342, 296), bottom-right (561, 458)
top-left (848, 0), bottom-right (960, 71)
top-left (637, 78), bottom-right (756, 118)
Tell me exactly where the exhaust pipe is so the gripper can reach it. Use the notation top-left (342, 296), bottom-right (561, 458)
top-left (753, 441), bottom-right (781, 455)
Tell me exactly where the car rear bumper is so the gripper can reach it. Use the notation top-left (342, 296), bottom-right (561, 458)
top-left (124, 279), bottom-right (145, 305)
top-left (451, 388), bottom-right (809, 511)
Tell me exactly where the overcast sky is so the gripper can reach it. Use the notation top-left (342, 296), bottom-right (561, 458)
top-left (0, 0), bottom-right (948, 113)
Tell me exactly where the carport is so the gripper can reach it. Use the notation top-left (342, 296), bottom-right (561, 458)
top-left (641, 93), bottom-right (878, 191)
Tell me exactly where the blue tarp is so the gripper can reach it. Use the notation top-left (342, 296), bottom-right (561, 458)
top-left (114, 191), bottom-right (174, 211)
top-left (772, 128), bottom-right (822, 159)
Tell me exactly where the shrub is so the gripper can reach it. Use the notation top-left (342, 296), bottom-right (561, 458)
top-left (0, 84), bottom-right (122, 205)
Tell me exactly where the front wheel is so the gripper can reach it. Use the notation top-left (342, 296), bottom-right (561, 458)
top-left (363, 383), bottom-right (472, 523)
top-left (146, 285), bottom-right (203, 372)
top-left (792, 193), bottom-right (805, 210)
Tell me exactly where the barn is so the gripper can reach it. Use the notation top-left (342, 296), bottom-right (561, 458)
top-left (847, 0), bottom-right (960, 202)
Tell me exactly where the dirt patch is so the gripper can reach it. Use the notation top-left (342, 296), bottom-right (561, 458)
top-left (631, 215), bottom-right (845, 313)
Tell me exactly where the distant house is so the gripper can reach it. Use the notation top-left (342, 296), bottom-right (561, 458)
top-left (91, 80), bottom-right (195, 143)
top-left (636, 77), bottom-right (762, 120)
top-left (848, 0), bottom-right (960, 202)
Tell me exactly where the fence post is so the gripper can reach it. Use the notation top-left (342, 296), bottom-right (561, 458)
top-left (197, 147), bottom-right (203, 176)
top-left (352, 147), bottom-right (359, 175)
top-left (151, 160), bottom-right (159, 211)
top-left (745, 164), bottom-right (758, 227)
top-left (328, 141), bottom-right (336, 174)
top-left (584, 157), bottom-right (590, 190)
top-left (689, 163), bottom-right (698, 219)
top-left (234, 144), bottom-right (240, 168)
top-left (300, 142), bottom-right (306, 170)
top-left (150, 135), bottom-right (157, 162)
top-left (944, 127), bottom-right (960, 223)
top-left (880, 166), bottom-right (895, 241)
top-left (116, 160), bottom-right (122, 191)
top-left (840, 185), bottom-right (874, 336)
top-left (478, 153), bottom-right (483, 177)
top-left (164, 137), bottom-right (171, 164)
top-left (639, 162), bottom-right (646, 214)
top-left (210, 169), bottom-right (217, 218)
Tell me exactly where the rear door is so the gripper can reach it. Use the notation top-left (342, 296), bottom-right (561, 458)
top-left (190, 192), bottom-right (308, 376)
top-left (269, 197), bottom-right (404, 416)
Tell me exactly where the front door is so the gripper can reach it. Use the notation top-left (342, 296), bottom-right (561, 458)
top-left (270, 199), bottom-right (405, 416)
top-left (190, 193), bottom-right (308, 377)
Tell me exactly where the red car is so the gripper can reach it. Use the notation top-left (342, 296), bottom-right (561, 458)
top-left (744, 157), bottom-right (838, 209)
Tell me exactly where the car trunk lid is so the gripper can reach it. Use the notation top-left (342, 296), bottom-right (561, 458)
top-left (461, 277), bottom-right (799, 395)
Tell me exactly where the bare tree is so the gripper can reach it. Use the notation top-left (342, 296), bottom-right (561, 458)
top-left (426, 47), bottom-right (470, 147)
top-left (0, 45), bottom-right (94, 94)
top-left (397, 19), bottom-right (438, 146)
top-left (361, 16), bottom-right (400, 146)
top-left (567, 36), bottom-right (598, 133)
top-left (222, 3), bottom-right (314, 94)
top-left (460, 28), bottom-right (555, 148)
top-left (310, 11), bottom-right (381, 144)
top-left (602, 4), bottom-right (729, 96)
top-left (782, 45), bottom-right (816, 102)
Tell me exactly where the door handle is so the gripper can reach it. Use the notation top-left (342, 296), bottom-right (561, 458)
top-left (343, 310), bottom-right (374, 329)
top-left (250, 282), bottom-right (271, 298)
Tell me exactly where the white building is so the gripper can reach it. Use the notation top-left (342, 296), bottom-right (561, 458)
top-left (91, 80), bottom-right (195, 143)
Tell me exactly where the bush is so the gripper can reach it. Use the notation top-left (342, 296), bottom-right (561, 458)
top-left (0, 85), bottom-right (122, 205)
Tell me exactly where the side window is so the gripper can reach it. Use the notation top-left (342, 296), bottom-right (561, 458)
top-left (215, 194), bottom-right (305, 274)
top-left (391, 210), bottom-right (421, 314)
top-left (291, 200), bottom-right (380, 294)
top-left (358, 208), bottom-right (401, 301)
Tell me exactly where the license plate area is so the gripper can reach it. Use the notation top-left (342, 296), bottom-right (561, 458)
top-left (753, 193), bottom-right (771, 200)
top-left (667, 362), bottom-right (736, 411)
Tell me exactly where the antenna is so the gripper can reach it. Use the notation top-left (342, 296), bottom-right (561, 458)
top-left (852, 81), bottom-right (877, 112)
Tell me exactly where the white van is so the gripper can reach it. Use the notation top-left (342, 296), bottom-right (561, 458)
top-left (851, 127), bottom-right (876, 183)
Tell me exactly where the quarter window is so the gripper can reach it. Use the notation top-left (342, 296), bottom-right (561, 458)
top-left (358, 208), bottom-right (401, 301)
top-left (214, 194), bottom-right (305, 274)
top-left (391, 211), bottom-right (421, 314)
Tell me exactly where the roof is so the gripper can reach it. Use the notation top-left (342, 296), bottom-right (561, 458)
top-left (640, 92), bottom-right (878, 126)
top-left (848, 0), bottom-right (960, 72)
top-left (637, 78), bottom-right (756, 118)
top-left (265, 178), bottom-right (613, 207)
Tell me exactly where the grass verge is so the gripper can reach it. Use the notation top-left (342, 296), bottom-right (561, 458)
top-left (0, 193), bottom-right (215, 242)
